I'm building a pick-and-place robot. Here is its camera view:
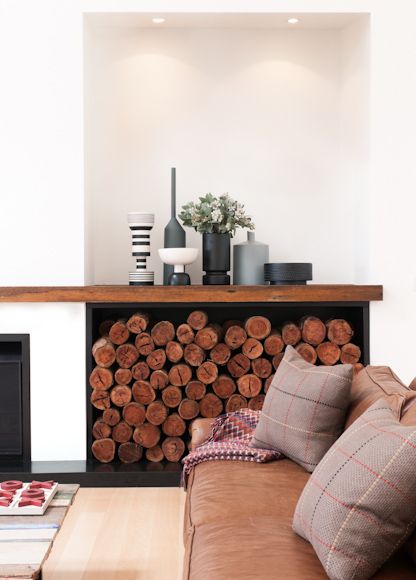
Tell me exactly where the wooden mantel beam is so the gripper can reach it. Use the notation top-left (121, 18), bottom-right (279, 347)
top-left (0, 285), bottom-right (383, 303)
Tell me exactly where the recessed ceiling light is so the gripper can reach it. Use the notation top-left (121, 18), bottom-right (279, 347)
top-left (288, 18), bottom-right (300, 24)
top-left (152, 17), bottom-right (166, 24)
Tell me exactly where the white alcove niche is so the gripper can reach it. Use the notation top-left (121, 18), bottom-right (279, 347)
top-left (84, 12), bottom-right (370, 286)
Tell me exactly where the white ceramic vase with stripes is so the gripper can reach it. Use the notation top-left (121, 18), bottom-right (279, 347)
top-left (127, 212), bottom-right (155, 285)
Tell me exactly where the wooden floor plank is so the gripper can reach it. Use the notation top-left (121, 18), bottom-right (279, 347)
top-left (42, 488), bottom-right (186, 580)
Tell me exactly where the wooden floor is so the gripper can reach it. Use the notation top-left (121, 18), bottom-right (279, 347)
top-left (42, 487), bottom-right (186, 580)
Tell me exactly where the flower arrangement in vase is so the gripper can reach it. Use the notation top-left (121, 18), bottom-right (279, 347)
top-left (179, 193), bottom-right (254, 285)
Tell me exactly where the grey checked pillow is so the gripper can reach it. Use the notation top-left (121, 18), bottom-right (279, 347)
top-left (250, 345), bottom-right (352, 471)
top-left (293, 400), bottom-right (416, 580)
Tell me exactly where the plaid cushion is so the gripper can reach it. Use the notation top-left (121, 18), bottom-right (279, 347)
top-left (250, 345), bottom-right (352, 471)
top-left (293, 400), bottom-right (416, 580)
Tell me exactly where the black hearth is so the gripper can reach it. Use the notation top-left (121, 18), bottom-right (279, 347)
top-left (0, 334), bottom-right (30, 463)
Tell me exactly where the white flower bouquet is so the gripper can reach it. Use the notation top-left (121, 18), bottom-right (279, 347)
top-left (179, 193), bottom-right (255, 237)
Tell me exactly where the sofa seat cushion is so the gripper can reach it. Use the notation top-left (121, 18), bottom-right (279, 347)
top-left (183, 459), bottom-right (414, 579)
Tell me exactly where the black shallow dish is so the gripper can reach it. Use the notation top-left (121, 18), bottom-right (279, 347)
top-left (264, 263), bottom-right (313, 285)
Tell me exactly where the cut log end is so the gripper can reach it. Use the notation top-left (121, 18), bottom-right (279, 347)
top-left (327, 319), bottom-right (354, 345)
top-left (316, 342), bottom-right (341, 366)
top-left (225, 394), bottom-right (248, 413)
top-left (248, 394), bottom-right (266, 411)
top-left (149, 370), bottom-right (169, 390)
top-left (133, 423), bottom-right (161, 448)
top-left (92, 419), bottom-right (112, 440)
top-left (122, 402), bottom-right (146, 427)
top-left (237, 374), bottom-right (262, 398)
top-left (102, 408), bottom-right (121, 426)
top-left (210, 343), bottom-right (231, 365)
top-left (132, 381), bottom-right (156, 406)
top-left (114, 368), bottom-right (132, 386)
top-left (166, 341), bottom-right (184, 363)
top-left (89, 367), bottom-right (113, 390)
top-left (281, 322), bottom-right (301, 346)
top-left (116, 344), bottom-right (139, 369)
top-left (212, 375), bottom-right (236, 399)
top-left (162, 413), bottom-right (186, 437)
top-left (109, 321), bottom-right (130, 345)
top-left (112, 421), bottom-right (133, 443)
top-left (242, 338), bottom-right (264, 360)
top-left (110, 385), bottom-right (132, 407)
top-left (92, 438), bottom-right (115, 463)
top-left (162, 437), bottom-right (186, 462)
top-left (224, 325), bottom-right (247, 350)
top-left (184, 343), bottom-right (205, 367)
top-left (301, 316), bottom-right (327, 346)
top-left (146, 445), bottom-right (164, 462)
top-left (199, 393), bottom-right (223, 418)
top-left (92, 337), bottom-right (116, 368)
top-left (151, 321), bottom-right (175, 346)
top-left (295, 343), bottom-right (317, 365)
top-left (118, 442), bottom-right (143, 463)
top-left (245, 316), bottom-right (271, 340)
top-left (146, 349), bottom-right (167, 371)
top-left (169, 364), bottom-right (193, 387)
top-left (91, 389), bottom-right (111, 411)
top-left (187, 310), bottom-right (209, 331)
top-left (195, 326), bottom-right (220, 350)
top-left (132, 361), bottom-right (151, 381)
top-left (264, 332), bottom-right (284, 356)
top-left (227, 353), bottom-right (251, 378)
top-left (185, 380), bottom-right (206, 401)
top-left (196, 361), bottom-right (219, 385)
top-left (135, 333), bottom-right (155, 356)
top-left (178, 399), bottom-right (200, 421)
top-left (251, 357), bottom-right (272, 379)
top-left (176, 323), bottom-right (195, 345)
top-left (145, 401), bottom-right (169, 426)
top-left (162, 385), bottom-right (183, 408)
top-left (340, 343), bottom-right (361, 365)
top-left (126, 312), bottom-right (149, 334)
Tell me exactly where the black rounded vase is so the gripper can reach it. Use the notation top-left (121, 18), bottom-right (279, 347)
top-left (202, 233), bottom-right (231, 285)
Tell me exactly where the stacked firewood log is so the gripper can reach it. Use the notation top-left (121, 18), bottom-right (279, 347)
top-left (89, 312), bottom-right (362, 464)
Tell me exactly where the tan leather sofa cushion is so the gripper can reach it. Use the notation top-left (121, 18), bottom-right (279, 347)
top-left (183, 459), bottom-right (414, 579)
top-left (345, 366), bottom-right (416, 428)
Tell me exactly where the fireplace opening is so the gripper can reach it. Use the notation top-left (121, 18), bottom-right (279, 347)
top-left (86, 302), bottom-right (368, 482)
top-left (0, 335), bottom-right (30, 464)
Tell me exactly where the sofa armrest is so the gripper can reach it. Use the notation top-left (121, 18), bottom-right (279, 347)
top-left (189, 418), bottom-right (215, 450)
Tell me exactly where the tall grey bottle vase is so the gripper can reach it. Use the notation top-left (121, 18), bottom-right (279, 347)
top-left (163, 167), bottom-right (186, 284)
top-left (233, 231), bottom-right (269, 284)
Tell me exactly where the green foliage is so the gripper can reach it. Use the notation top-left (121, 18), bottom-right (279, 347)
top-left (179, 193), bottom-right (255, 237)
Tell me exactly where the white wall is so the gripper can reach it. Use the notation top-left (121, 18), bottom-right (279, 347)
top-left (1, 0), bottom-right (416, 460)
top-left (85, 22), bottom-right (366, 285)
top-left (0, 303), bottom-right (86, 461)
top-left (0, 1), bottom-right (85, 286)
top-left (368, 3), bottom-right (416, 383)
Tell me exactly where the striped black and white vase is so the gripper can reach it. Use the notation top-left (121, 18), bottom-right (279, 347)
top-left (127, 212), bottom-right (155, 285)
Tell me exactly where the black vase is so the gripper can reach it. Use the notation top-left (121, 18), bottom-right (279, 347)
top-left (202, 233), bottom-right (231, 285)
top-left (163, 168), bottom-right (186, 284)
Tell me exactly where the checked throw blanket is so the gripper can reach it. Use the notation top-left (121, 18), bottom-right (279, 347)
top-left (181, 408), bottom-right (282, 486)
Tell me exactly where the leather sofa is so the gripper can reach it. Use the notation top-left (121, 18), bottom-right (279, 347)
top-left (183, 367), bottom-right (416, 579)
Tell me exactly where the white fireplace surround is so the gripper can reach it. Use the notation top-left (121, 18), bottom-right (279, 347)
top-left (0, 1), bottom-right (415, 461)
